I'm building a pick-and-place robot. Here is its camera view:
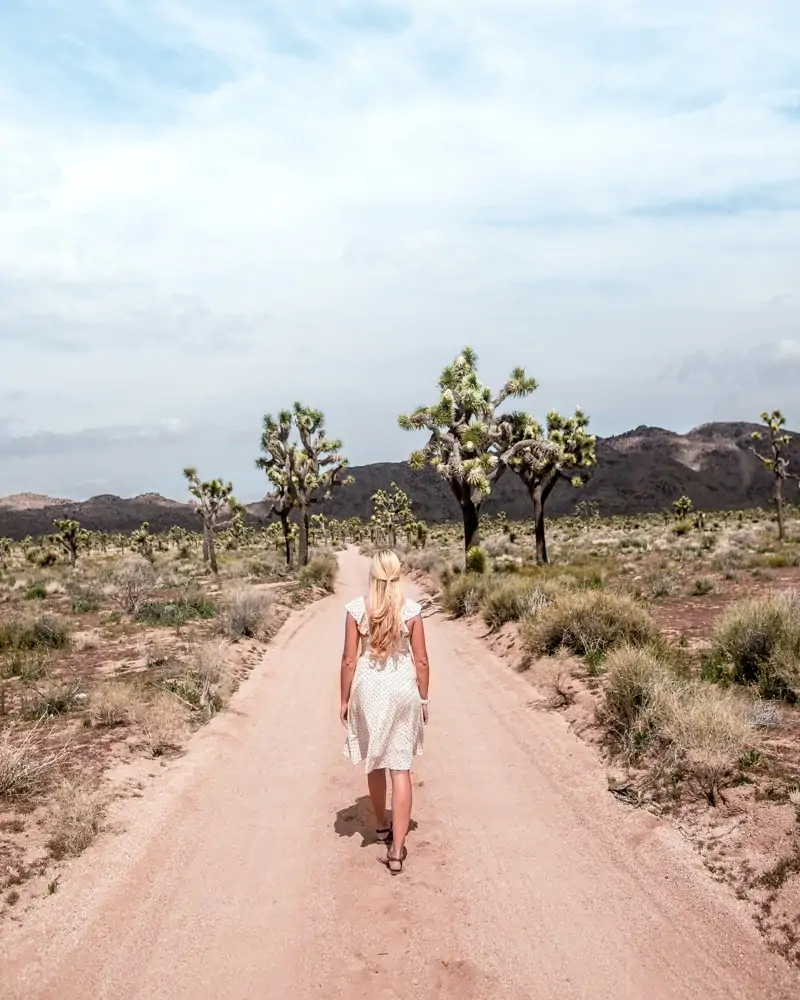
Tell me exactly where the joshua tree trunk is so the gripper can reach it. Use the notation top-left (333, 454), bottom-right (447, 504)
top-left (298, 504), bottom-right (310, 566)
top-left (279, 510), bottom-right (294, 567)
top-left (461, 498), bottom-right (480, 553)
top-left (530, 483), bottom-right (548, 566)
top-left (204, 525), bottom-right (219, 575)
top-left (775, 478), bottom-right (785, 542)
top-left (529, 473), bottom-right (560, 566)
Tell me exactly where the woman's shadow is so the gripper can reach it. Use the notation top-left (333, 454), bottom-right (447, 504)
top-left (334, 796), bottom-right (418, 848)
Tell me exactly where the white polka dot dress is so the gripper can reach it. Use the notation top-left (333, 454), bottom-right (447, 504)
top-left (343, 596), bottom-right (425, 772)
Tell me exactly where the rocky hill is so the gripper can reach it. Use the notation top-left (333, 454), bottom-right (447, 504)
top-left (0, 422), bottom-right (794, 539)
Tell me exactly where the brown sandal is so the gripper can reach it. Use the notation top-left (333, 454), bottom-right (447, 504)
top-left (376, 827), bottom-right (393, 845)
top-left (385, 846), bottom-right (406, 875)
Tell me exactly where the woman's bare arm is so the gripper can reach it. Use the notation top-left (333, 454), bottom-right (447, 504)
top-left (409, 614), bottom-right (430, 703)
top-left (339, 613), bottom-right (360, 725)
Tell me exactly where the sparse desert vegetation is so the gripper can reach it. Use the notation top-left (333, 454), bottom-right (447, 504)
top-left (0, 514), bottom-right (346, 918)
top-left (398, 493), bottom-right (800, 967)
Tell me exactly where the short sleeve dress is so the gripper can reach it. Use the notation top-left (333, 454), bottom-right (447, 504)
top-left (343, 596), bottom-right (425, 772)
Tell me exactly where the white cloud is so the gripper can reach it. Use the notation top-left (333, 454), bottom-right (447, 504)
top-left (2, 0), bottom-right (800, 497)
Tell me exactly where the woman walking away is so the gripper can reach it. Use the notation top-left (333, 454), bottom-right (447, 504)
top-left (340, 550), bottom-right (430, 875)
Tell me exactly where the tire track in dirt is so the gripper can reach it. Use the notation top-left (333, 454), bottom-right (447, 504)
top-left (1, 549), bottom-right (797, 999)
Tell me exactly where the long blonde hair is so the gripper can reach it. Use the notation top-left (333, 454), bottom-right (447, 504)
top-left (367, 550), bottom-right (404, 659)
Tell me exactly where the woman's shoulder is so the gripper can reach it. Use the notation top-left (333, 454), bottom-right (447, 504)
top-left (344, 596), bottom-right (367, 621)
top-left (401, 597), bottom-right (423, 621)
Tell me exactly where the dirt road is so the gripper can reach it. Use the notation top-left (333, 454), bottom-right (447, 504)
top-left (2, 549), bottom-right (797, 999)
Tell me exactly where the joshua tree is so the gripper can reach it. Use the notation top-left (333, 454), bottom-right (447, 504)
top-left (399, 347), bottom-right (542, 553)
top-left (370, 483), bottom-right (416, 547)
top-left (132, 521), bottom-right (154, 562)
top-left (0, 537), bottom-right (11, 570)
top-left (53, 518), bottom-right (88, 567)
top-left (291, 402), bottom-right (352, 566)
top-left (751, 410), bottom-right (799, 541)
top-left (504, 408), bottom-right (596, 565)
top-left (673, 496), bottom-right (694, 520)
top-left (256, 410), bottom-right (298, 567)
top-left (183, 468), bottom-right (243, 576)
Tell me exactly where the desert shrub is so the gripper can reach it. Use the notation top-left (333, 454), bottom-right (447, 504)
top-left (401, 549), bottom-right (446, 575)
top-left (0, 724), bottom-right (68, 799)
top-left (47, 780), bottom-right (105, 858)
top-left (22, 675), bottom-right (82, 719)
top-left (601, 646), bottom-right (678, 757)
top-left (0, 648), bottom-right (50, 681)
top-left (220, 588), bottom-right (274, 641)
top-left (165, 639), bottom-right (232, 717)
top-left (248, 551), bottom-right (290, 581)
top-left (71, 590), bottom-right (101, 614)
top-left (711, 593), bottom-right (800, 699)
top-left (521, 590), bottom-right (658, 662)
top-left (107, 559), bottom-right (158, 615)
top-left (130, 692), bottom-right (188, 757)
top-left (0, 614), bottom-right (71, 652)
top-left (663, 684), bottom-right (756, 805)
top-left (24, 582), bottom-right (47, 601)
top-left (673, 520), bottom-right (692, 536)
top-left (692, 579), bottom-right (714, 596)
top-left (298, 554), bottom-right (338, 593)
top-left (441, 574), bottom-right (490, 619)
top-left (90, 681), bottom-right (142, 726)
top-left (481, 578), bottom-right (540, 630)
top-left (465, 547), bottom-right (488, 575)
top-left (135, 592), bottom-right (217, 627)
top-left (645, 569), bottom-right (679, 598)
top-left (37, 551), bottom-right (58, 568)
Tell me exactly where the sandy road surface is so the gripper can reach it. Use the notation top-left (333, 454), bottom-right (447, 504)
top-left (2, 549), bottom-right (797, 1000)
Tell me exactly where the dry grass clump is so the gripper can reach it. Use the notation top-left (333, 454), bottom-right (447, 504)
top-left (0, 613), bottom-right (71, 652)
top-left (480, 577), bottom-right (561, 630)
top-left (663, 684), bottom-right (755, 805)
top-left (89, 681), bottom-right (144, 727)
top-left (521, 590), bottom-right (658, 662)
top-left (22, 674), bottom-right (82, 719)
top-left (47, 779), bottom-right (106, 858)
top-left (0, 723), bottom-right (68, 799)
top-left (298, 554), bottom-right (338, 593)
top-left (601, 646), bottom-right (680, 758)
top-left (220, 588), bottom-right (275, 641)
top-left (131, 691), bottom-right (189, 757)
top-left (711, 592), bottom-right (800, 699)
top-left (165, 639), bottom-right (232, 718)
top-left (441, 574), bottom-right (490, 618)
top-left (599, 646), bottom-right (758, 804)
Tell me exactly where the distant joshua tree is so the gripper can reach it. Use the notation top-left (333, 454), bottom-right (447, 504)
top-left (183, 468), bottom-right (243, 576)
top-left (750, 410), bottom-right (799, 541)
top-left (53, 518), bottom-right (88, 567)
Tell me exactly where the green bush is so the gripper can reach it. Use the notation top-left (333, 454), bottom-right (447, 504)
top-left (298, 555), bottom-right (337, 593)
top-left (465, 546), bottom-right (488, 575)
top-left (24, 583), bottom-right (47, 601)
top-left (521, 590), bottom-right (658, 662)
top-left (711, 593), bottom-right (800, 700)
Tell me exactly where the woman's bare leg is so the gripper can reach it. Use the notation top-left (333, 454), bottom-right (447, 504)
top-left (388, 770), bottom-right (412, 858)
top-left (367, 768), bottom-right (387, 828)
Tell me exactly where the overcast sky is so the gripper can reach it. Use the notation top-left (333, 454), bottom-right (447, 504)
top-left (2, 1), bottom-right (800, 501)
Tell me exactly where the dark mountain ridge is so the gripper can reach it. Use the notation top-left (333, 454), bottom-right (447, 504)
top-left (0, 422), bottom-right (795, 540)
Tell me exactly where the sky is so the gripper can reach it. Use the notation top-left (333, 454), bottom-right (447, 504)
top-left (1, 0), bottom-right (800, 501)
